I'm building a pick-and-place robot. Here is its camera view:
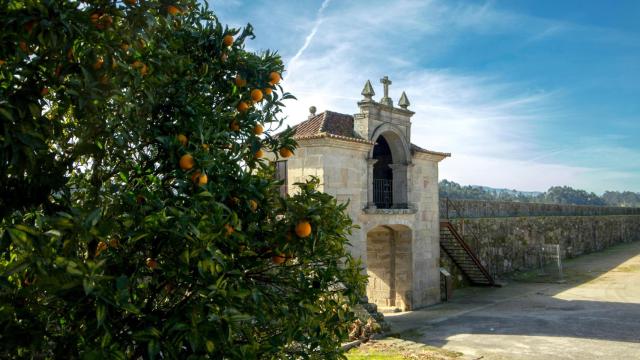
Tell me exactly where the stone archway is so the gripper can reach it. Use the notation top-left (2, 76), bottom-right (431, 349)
top-left (365, 224), bottom-right (413, 311)
top-left (368, 124), bottom-right (411, 209)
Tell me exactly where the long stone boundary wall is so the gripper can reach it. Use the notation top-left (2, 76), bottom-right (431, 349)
top-left (438, 199), bottom-right (640, 280)
top-left (449, 215), bottom-right (640, 278)
top-left (440, 198), bottom-right (640, 219)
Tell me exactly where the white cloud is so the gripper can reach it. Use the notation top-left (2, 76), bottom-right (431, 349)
top-left (214, 0), bottom-right (640, 193)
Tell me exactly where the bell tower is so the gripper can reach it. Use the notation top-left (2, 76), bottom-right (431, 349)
top-left (354, 76), bottom-right (415, 209)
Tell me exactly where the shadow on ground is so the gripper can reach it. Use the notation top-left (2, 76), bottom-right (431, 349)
top-left (381, 240), bottom-right (640, 359)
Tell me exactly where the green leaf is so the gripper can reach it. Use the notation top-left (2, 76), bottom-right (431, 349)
top-left (148, 339), bottom-right (160, 360)
top-left (0, 107), bottom-right (14, 121)
top-left (96, 303), bottom-right (106, 326)
top-left (83, 278), bottom-right (94, 295)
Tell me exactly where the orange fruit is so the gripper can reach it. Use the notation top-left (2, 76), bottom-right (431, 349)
top-left (201, 144), bottom-right (210, 150)
top-left (295, 220), bottom-right (312, 238)
top-left (223, 34), bottom-right (234, 47)
top-left (177, 134), bottom-right (188, 146)
top-left (108, 238), bottom-right (120, 248)
top-left (249, 199), bottom-right (258, 211)
top-left (40, 87), bottom-right (49, 96)
top-left (93, 57), bottom-right (104, 70)
top-left (263, 87), bottom-right (272, 96)
top-left (0, 60), bottom-right (5, 66)
top-left (279, 148), bottom-right (293, 158)
top-left (253, 124), bottom-right (264, 135)
top-left (92, 13), bottom-right (112, 29)
top-left (237, 101), bottom-right (249, 113)
top-left (254, 149), bottom-right (264, 159)
top-left (95, 241), bottom-right (108, 256)
top-left (198, 173), bottom-right (208, 186)
top-left (235, 76), bottom-right (246, 87)
top-left (272, 253), bottom-right (286, 265)
top-left (19, 41), bottom-right (28, 53)
top-left (120, 42), bottom-right (130, 51)
top-left (125, 0), bottom-right (137, 5)
top-left (167, 5), bottom-right (181, 15)
top-left (179, 154), bottom-right (195, 170)
top-left (224, 224), bottom-right (234, 236)
top-left (268, 72), bottom-right (281, 85)
top-left (229, 120), bottom-right (240, 132)
top-left (250, 89), bottom-right (263, 102)
top-left (191, 171), bottom-right (201, 183)
top-left (132, 60), bottom-right (148, 76)
top-left (146, 258), bottom-right (158, 270)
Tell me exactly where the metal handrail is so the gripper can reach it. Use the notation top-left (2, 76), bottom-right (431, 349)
top-left (373, 178), bottom-right (393, 209)
top-left (440, 220), bottom-right (496, 286)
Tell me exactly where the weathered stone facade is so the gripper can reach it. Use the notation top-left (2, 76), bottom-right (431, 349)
top-left (280, 78), bottom-right (449, 310)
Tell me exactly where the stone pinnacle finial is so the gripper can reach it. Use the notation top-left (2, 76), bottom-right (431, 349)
top-left (309, 105), bottom-right (317, 119)
top-left (380, 76), bottom-right (393, 107)
top-left (361, 80), bottom-right (375, 100)
top-left (398, 91), bottom-right (410, 109)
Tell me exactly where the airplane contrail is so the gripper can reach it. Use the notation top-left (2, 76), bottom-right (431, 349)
top-left (287, 0), bottom-right (332, 78)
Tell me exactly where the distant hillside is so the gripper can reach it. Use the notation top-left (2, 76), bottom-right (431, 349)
top-left (470, 185), bottom-right (543, 198)
top-left (440, 180), bottom-right (640, 207)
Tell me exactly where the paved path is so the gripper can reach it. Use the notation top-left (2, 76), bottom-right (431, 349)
top-left (384, 241), bottom-right (640, 360)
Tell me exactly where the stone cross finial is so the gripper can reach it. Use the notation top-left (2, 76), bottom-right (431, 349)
top-left (361, 80), bottom-right (375, 100)
top-left (380, 76), bottom-right (393, 107)
top-left (398, 91), bottom-right (410, 109)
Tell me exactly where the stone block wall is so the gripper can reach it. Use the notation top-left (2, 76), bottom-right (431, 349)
top-left (440, 199), bottom-right (640, 219)
top-left (394, 229), bottom-right (412, 310)
top-left (451, 215), bottom-right (640, 278)
top-left (366, 227), bottom-right (394, 307)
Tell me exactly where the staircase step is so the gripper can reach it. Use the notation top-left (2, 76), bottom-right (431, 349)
top-left (440, 222), bottom-right (495, 286)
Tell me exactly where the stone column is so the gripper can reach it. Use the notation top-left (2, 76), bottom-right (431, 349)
top-left (389, 163), bottom-right (408, 209)
top-left (366, 158), bottom-right (378, 209)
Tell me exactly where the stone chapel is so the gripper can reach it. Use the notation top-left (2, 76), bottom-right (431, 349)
top-left (277, 77), bottom-right (450, 310)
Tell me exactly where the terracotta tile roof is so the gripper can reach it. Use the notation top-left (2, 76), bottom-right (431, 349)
top-left (292, 111), bottom-right (371, 143)
top-left (292, 112), bottom-right (325, 138)
top-left (290, 110), bottom-right (449, 155)
top-left (411, 143), bottom-right (451, 157)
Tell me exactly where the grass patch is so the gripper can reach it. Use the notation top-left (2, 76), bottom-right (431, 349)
top-left (346, 349), bottom-right (405, 360)
top-left (345, 337), bottom-right (463, 360)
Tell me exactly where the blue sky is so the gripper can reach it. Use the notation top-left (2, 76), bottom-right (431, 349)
top-left (210, 0), bottom-right (640, 194)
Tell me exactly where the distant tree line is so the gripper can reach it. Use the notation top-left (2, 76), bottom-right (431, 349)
top-left (439, 180), bottom-right (640, 207)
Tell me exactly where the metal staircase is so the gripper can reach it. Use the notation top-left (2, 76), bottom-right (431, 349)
top-left (440, 220), bottom-right (496, 286)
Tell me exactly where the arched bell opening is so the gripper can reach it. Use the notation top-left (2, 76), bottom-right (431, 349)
top-left (368, 127), bottom-right (410, 209)
top-left (372, 136), bottom-right (393, 208)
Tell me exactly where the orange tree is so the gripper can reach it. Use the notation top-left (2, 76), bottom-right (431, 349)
top-left (0, 1), bottom-right (365, 358)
